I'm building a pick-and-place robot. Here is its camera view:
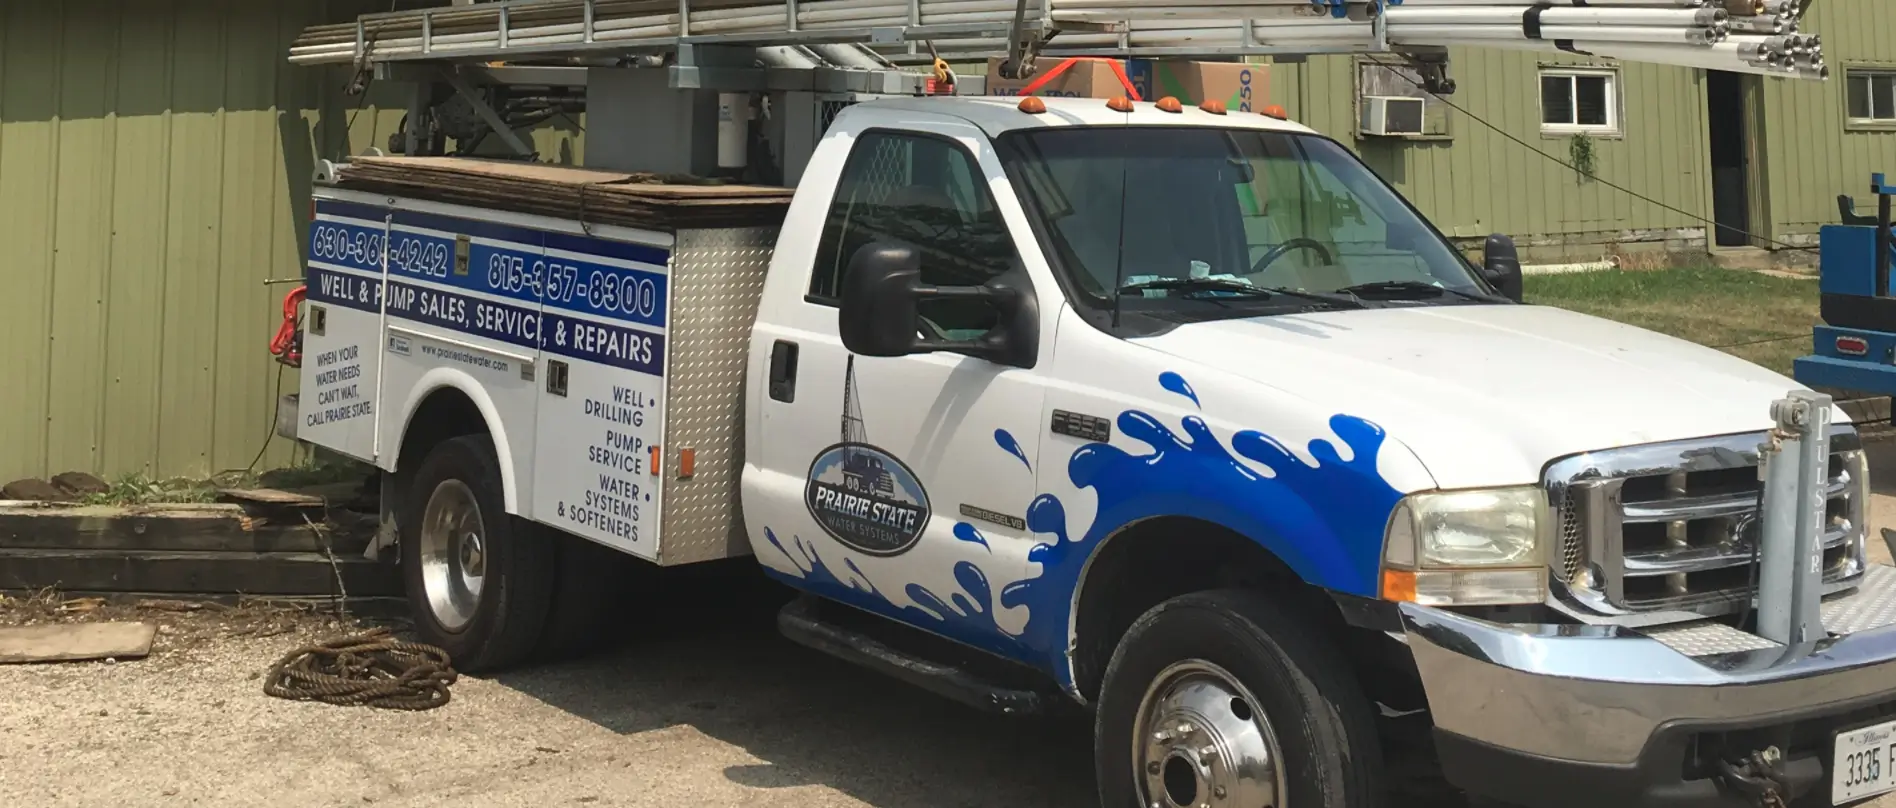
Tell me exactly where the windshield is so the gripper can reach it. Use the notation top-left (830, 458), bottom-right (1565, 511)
top-left (997, 126), bottom-right (1488, 325)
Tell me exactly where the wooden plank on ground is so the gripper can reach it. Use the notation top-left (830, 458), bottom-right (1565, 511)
top-left (0, 622), bottom-right (157, 664)
top-left (0, 504), bottom-right (368, 555)
top-left (0, 549), bottom-right (401, 597)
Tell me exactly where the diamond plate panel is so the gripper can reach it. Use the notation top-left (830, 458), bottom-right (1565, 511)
top-left (1824, 563), bottom-right (1896, 636)
top-left (655, 225), bottom-right (779, 565)
top-left (1639, 620), bottom-right (1782, 656)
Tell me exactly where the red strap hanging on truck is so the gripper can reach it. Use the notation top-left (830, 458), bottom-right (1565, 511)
top-left (1016, 57), bottom-right (1143, 101)
top-left (270, 286), bottom-right (306, 368)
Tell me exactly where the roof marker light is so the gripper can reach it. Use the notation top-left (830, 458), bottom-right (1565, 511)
top-left (1017, 96), bottom-right (1047, 114)
top-left (1106, 96), bottom-right (1135, 112)
top-left (1156, 96), bottom-right (1183, 113)
top-left (1199, 99), bottom-right (1227, 115)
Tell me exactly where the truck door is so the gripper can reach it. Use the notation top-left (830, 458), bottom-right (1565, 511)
top-left (744, 118), bottom-right (1051, 661)
top-left (300, 197), bottom-right (390, 463)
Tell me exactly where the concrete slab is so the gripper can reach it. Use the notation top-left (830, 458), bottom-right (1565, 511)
top-left (0, 622), bottom-right (156, 664)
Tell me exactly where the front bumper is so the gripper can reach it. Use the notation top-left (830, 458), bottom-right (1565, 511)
top-left (1404, 565), bottom-right (1896, 808)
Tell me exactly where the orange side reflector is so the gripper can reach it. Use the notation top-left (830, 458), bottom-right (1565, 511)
top-left (649, 445), bottom-right (661, 476)
top-left (678, 447), bottom-right (696, 479)
top-left (1381, 569), bottom-right (1417, 603)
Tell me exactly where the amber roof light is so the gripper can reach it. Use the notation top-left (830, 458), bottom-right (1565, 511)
top-left (1199, 99), bottom-right (1227, 115)
top-left (1017, 96), bottom-right (1047, 114)
top-left (1106, 96), bottom-right (1135, 112)
top-left (1261, 104), bottom-right (1289, 120)
top-left (1155, 96), bottom-right (1183, 113)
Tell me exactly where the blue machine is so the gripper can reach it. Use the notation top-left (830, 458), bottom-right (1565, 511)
top-left (1792, 173), bottom-right (1896, 401)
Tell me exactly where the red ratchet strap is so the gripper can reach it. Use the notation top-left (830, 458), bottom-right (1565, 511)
top-left (1016, 57), bottom-right (1142, 101)
top-left (270, 286), bottom-right (306, 366)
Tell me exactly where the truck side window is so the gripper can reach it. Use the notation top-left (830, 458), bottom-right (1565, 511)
top-left (809, 131), bottom-right (1016, 338)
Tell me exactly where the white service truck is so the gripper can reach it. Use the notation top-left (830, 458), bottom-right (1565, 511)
top-left (283, 8), bottom-right (1896, 807)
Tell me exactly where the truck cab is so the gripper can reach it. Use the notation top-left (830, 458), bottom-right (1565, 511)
top-left (290, 78), bottom-right (1896, 808)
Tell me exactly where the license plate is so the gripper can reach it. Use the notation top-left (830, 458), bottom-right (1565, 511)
top-left (1834, 719), bottom-right (1896, 804)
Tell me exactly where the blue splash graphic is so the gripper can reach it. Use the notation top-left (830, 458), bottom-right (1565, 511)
top-left (1158, 371), bottom-right (1201, 408)
top-left (905, 562), bottom-right (1001, 640)
top-left (763, 528), bottom-right (1022, 659)
top-left (1000, 395), bottom-right (1402, 684)
top-left (767, 371), bottom-right (1403, 688)
top-left (953, 522), bottom-right (992, 552)
top-left (764, 528), bottom-right (875, 595)
top-left (994, 429), bottom-right (1032, 471)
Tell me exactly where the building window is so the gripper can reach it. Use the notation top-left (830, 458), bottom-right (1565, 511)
top-left (1540, 68), bottom-right (1619, 134)
top-left (1847, 69), bottom-right (1896, 124)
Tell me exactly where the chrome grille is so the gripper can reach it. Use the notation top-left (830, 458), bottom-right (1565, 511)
top-left (1546, 427), bottom-right (1868, 619)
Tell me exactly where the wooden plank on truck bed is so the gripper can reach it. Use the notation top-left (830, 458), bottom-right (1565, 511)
top-left (332, 156), bottom-right (794, 232)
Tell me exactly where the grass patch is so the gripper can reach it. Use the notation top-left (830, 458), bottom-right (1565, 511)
top-left (82, 474), bottom-right (220, 506)
top-left (253, 457), bottom-right (374, 490)
top-left (74, 457), bottom-right (374, 507)
top-left (1525, 267), bottom-right (1818, 376)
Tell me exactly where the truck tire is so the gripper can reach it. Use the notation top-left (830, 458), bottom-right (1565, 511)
top-left (1095, 589), bottom-right (1384, 808)
top-left (401, 434), bottom-right (554, 672)
top-left (535, 528), bottom-right (630, 660)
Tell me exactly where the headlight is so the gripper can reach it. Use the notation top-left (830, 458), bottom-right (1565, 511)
top-left (1381, 486), bottom-right (1549, 606)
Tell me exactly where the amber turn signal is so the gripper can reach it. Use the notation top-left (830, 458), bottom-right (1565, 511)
top-left (1381, 569), bottom-right (1417, 603)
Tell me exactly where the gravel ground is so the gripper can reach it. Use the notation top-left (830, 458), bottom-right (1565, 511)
top-left (1, 445), bottom-right (1894, 808)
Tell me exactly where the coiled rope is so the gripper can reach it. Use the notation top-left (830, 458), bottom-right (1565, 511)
top-left (262, 627), bottom-right (457, 711)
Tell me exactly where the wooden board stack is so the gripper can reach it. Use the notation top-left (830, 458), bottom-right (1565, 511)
top-left (331, 157), bottom-right (796, 232)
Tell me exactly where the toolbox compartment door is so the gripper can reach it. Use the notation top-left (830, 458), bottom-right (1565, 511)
top-left (298, 197), bottom-right (390, 463)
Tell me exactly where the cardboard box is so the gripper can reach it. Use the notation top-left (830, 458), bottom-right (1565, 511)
top-left (1128, 60), bottom-right (1269, 113)
top-left (984, 58), bottom-right (1268, 113)
top-left (982, 57), bottom-right (1135, 98)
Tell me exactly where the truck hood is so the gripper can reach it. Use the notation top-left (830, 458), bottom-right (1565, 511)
top-left (1130, 304), bottom-right (1828, 489)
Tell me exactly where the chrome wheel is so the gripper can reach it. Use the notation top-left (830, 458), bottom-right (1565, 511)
top-left (418, 479), bottom-right (486, 632)
top-left (1133, 660), bottom-right (1287, 808)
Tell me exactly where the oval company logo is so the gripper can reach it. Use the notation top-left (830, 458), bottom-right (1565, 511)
top-left (804, 442), bottom-right (932, 556)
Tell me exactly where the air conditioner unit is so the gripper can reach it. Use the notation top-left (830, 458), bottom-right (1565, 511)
top-left (1360, 96), bottom-right (1426, 136)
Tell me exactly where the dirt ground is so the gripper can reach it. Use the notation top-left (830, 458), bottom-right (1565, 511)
top-left (1, 447), bottom-right (1894, 808)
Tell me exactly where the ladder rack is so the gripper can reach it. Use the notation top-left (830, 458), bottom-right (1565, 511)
top-left (290, 0), bottom-right (1825, 83)
top-left (290, 0), bottom-right (1423, 72)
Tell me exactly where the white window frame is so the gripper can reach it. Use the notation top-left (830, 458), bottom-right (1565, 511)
top-left (1845, 68), bottom-right (1896, 127)
top-left (1539, 67), bottom-right (1621, 136)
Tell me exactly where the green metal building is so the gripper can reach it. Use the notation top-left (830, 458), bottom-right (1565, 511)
top-left (0, 0), bottom-right (1890, 481)
top-left (1269, 0), bottom-right (1896, 260)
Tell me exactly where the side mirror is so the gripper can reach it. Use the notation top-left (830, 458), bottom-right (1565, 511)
top-left (838, 242), bottom-right (1040, 368)
top-left (1480, 233), bottom-right (1524, 303)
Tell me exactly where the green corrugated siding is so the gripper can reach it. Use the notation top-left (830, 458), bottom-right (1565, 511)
top-left (1759, 0), bottom-right (1896, 239)
top-left (1269, 48), bottom-right (1711, 247)
top-left (0, 0), bottom-right (579, 483)
top-left (0, 0), bottom-right (367, 483)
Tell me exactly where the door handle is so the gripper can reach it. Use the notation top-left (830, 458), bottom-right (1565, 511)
top-left (769, 340), bottom-right (799, 403)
